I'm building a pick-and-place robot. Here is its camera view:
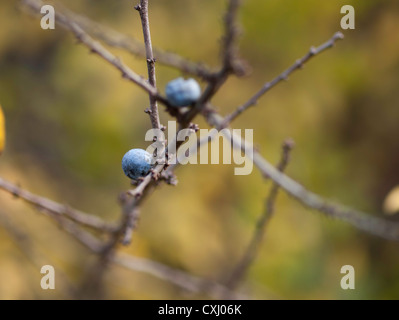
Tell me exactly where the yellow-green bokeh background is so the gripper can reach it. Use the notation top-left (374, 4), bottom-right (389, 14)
top-left (1, 0), bottom-right (399, 299)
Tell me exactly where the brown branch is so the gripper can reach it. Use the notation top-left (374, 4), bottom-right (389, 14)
top-left (135, 1), bottom-right (161, 129)
top-left (21, 0), bottom-right (169, 106)
top-left (0, 177), bottom-right (117, 232)
top-left (205, 110), bottom-right (399, 242)
top-left (223, 32), bottom-right (344, 126)
top-left (113, 252), bottom-right (247, 299)
top-left (226, 138), bottom-right (294, 289)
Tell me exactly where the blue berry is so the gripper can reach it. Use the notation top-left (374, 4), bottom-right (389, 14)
top-left (122, 149), bottom-right (153, 180)
top-left (165, 77), bottom-right (201, 107)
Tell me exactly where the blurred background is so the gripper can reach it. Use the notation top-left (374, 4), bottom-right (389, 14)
top-left (1, 0), bottom-right (399, 299)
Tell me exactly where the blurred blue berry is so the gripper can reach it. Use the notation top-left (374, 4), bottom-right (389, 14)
top-left (122, 149), bottom-right (153, 180)
top-left (165, 77), bottom-right (201, 107)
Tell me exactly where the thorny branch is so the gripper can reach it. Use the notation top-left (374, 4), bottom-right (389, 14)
top-left (135, 0), bottom-right (161, 130)
top-left (12, 0), bottom-right (399, 300)
top-left (80, 0), bottom-right (185, 285)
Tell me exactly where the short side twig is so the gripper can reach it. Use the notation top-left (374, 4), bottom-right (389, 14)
top-left (223, 32), bottom-right (344, 126)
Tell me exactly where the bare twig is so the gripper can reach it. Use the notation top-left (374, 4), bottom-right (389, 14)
top-left (179, 0), bottom-right (244, 128)
top-left (226, 139), bottom-right (294, 289)
top-left (135, 0), bottom-right (161, 129)
top-left (59, 2), bottom-right (214, 80)
top-left (0, 177), bottom-right (117, 232)
top-left (113, 252), bottom-right (246, 299)
top-left (222, 0), bottom-right (245, 76)
top-left (21, 0), bottom-right (170, 106)
top-left (223, 32), bottom-right (344, 126)
top-left (205, 110), bottom-right (399, 241)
